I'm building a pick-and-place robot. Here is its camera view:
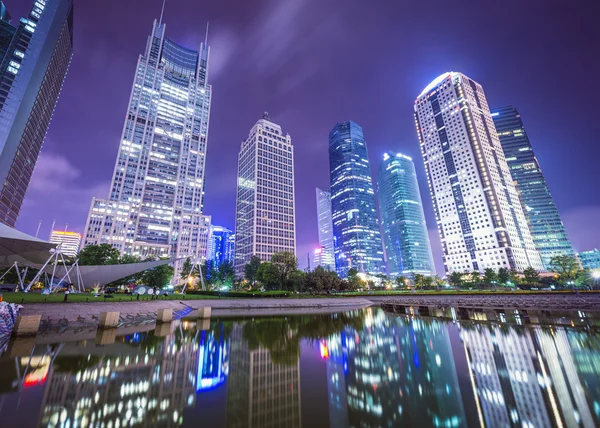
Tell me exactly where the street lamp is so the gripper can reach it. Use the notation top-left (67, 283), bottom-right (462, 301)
top-left (592, 270), bottom-right (600, 280)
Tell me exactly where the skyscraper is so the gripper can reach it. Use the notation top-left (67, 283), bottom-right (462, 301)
top-left (233, 113), bottom-right (296, 276)
top-left (208, 225), bottom-right (234, 265)
top-left (377, 151), bottom-right (435, 277)
top-left (82, 19), bottom-right (212, 266)
top-left (491, 105), bottom-right (574, 269)
top-left (414, 72), bottom-right (543, 274)
top-left (329, 121), bottom-right (384, 276)
top-left (578, 249), bottom-right (600, 270)
top-left (0, 0), bottom-right (74, 227)
top-left (315, 188), bottom-right (335, 271)
top-left (49, 229), bottom-right (81, 257)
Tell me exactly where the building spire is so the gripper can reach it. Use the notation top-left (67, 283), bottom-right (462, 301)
top-left (159, 0), bottom-right (167, 25)
top-left (205, 21), bottom-right (210, 46)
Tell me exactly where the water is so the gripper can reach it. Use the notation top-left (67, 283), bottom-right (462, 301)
top-left (0, 308), bottom-right (598, 427)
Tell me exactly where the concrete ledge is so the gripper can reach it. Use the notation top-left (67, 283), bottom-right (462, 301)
top-left (99, 312), bottom-right (119, 329)
top-left (157, 308), bottom-right (173, 323)
top-left (196, 307), bottom-right (211, 319)
top-left (13, 315), bottom-right (41, 336)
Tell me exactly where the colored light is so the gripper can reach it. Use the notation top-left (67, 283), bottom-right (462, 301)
top-left (320, 342), bottom-right (329, 359)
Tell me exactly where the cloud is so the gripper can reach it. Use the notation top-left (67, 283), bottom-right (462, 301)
top-left (561, 205), bottom-right (600, 252)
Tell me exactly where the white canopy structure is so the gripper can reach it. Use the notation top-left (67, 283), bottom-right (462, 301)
top-left (0, 223), bottom-right (56, 267)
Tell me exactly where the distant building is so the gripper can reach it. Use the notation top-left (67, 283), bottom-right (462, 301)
top-left (315, 188), bottom-right (335, 270)
top-left (329, 121), bottom-right (384, 276)
top-left (82, 18), bottom-right (212, 267)
top-left (0, 0), bottom-right (74, 227)
top-left (578, 249), bottom-right (600, 270)
top-left (233, 113), bottom-right (296, 277)
top-left (208, 225), bottom-right (234, 265)
top-left (49, 230), bottom-right (81, 257)
top-left (414, 72), bottom-right (543, 274)
top-left (377, 151), bottom-right (435, 277)
top-left (491, 105), bottom-right (574, 269)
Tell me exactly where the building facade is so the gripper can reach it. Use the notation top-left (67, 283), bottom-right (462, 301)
top-left (233, 113), bottom-right (296, 276)
top-left (208, 225), bottom-right (234, 265)
top-left (82, 19), bottom-right (212, 266)
top-left (329, 121), bottom-right (384, 276)
top-left (578, 249), bottom-right (600, 270)
top-left (414, 72), bottom-right (543, 274)
top-left (491, 105), bottom-right (574, 269)
top-left (377, 151), bottom-right (436, 277)
top-left (0, 0), bottom-right (73, 227)
top-left (315, 188), bottom-right (335, 271)
top-left (49, 229), bottom-right (81, 257)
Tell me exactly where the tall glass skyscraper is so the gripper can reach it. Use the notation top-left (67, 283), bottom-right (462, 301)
top-left (0, 0), bottom-right (73, 227)
top-left (329, 121), bottom-right (384, 276)
top-left (578, 249), bottom-right (600, 270)
top-left (377, 151), bottom-right (435, 277)
top-left (208, 225), bottom-right (234, 266)
top-left (233, 113), bottom-right (296, 276)
top-left (415, 72), bottom-right (543, 274)
top-left (82, 19), bottom-right (212, 268)
top-left (315, 188), bottom-right (335, 271)
top-left (491, 105), bottom-right (574, 269)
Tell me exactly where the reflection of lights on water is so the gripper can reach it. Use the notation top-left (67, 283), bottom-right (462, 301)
top-left (320, 341), bottom-right (329, 359)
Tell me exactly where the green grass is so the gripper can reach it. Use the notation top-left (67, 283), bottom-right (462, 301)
top-left (1, 292), bottom-right (220, 304)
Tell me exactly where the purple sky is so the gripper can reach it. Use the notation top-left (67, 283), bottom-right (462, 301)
top-left (11, 0), bottom-right (600, 272)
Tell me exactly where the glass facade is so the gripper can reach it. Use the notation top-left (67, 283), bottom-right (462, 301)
top-left (315, 188), bottom-right (335, 271)
top-left (0, 0), bottom-right (73, 227)
top-left (329, 121), bottom-right (384, 276)
top-left (377, 152), bottom-right (435, 277)
top-left (415, 72), bottom-right (543, 274)
top-left (82, 19), bottom-right (212, 270)
top-left (233, 114), bottom-right (296, 276)
top-left (491, 105), bottom-right (574, 269)
top-left (208, 225), bottom-right (234, 265)
top-left (578, 249), bottom-right (600, 270)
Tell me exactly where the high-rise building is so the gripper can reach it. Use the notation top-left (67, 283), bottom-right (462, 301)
top-left (329, 121), bottom-right (384, 276)
top-left (49, 229), bottom-right (81, 257)
top-left (0, 0), bottom-right (73, 227)
top-left (208, 225), bottom-right (234, 265)
top-left (315, 188), bottom-right (335, 271)
top-left (233, 113), bottom-right (296, 277)
top-left (578, 249), bottom-right (600, 270)
top-left (491, 105), bottom-right (574, 269)
top-left (377, 151), bottom-right (436, 277)
top-left (414, 72), bottom-right (543, 274)
top-left (82, 19), bottom-right (212, 267)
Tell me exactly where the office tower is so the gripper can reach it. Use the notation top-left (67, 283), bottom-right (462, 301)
top-left (578, 249), bottom-right (600, 270)
top-left (377, 151), bottom-right (435, 277)
top-left (315, 188), bottom-right (335, 271)
top-left (233, 113), bottom-right (296, 276)
top-left (0, 0), bottom-right (73, 227)
top-left (82, 19), bottom-right (212, 266)
top-left (414, 72), bottom-right (543, 274)
top-left (49, 229), bottom-right (81, 257)
top-left (329, 121), bottom-right (384, 276)
top-left (491, 106), bottom-right (574, 269)
top-left (208, 225), bottom-right (234, 265)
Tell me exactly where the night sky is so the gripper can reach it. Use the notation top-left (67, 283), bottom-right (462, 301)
top-left (10, 0), bottom-right (600, 272)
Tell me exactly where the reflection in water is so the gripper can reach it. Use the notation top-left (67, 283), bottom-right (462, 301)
top-left (0, 309), bottom-right (598, 427)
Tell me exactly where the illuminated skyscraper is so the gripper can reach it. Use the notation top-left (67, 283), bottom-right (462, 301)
top-left (0, 0), bottom-right (73, 227)
top-left (82, 18), bottom-right (212, 266)
top-left (491, 105), bottom-right (574, 269)
top-left (414, 72), bottom-right (543, 273)
top-left (315, 188), bottom-right (335, 271)
top-left (49, 229), bottom-right (81, 257)
top-left (377, 151), bottom-right (435, 277)
top-left (208, 225), bottom-right (234, 265)
top-left (578, 249), bottom-right (600, 270)
top-left (233, 113), bottom-right (296, 276)
top-left (329, 121), bottom-right (384, 276)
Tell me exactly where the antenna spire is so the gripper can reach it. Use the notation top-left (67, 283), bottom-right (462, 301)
top-left (205, 21), bottom-right (210, 46)
top-left (159, 0), bottom-right (166, 25)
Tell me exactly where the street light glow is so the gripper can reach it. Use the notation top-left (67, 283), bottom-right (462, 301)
top-left (592, 270), bottom-right (600, 279)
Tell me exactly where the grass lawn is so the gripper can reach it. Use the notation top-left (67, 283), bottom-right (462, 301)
top-left (1, 292), bottom-right (220, 304)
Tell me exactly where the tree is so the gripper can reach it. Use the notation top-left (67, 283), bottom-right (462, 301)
top-left (218, 261), bottom-right (236, 288)
top-left (471, 271), bottom-right (481, 285)
top-left (497, 268), bottom-right (510, 285)
top-left (413, 273), bottom-right (425, 289)
top-left (523, 267), bottom-right (540, 284)
top-left (549, 255), bottom-right (581, 283)
top-left (142, 264), bottom-right (174, 289)
top-left (448, 271), bottom-right (463, 287)
top-left (257, 262), bottom-right (280, 289)
top-left (396, 275), bottom-right (408, 288)
top-left (483, 268), bottom-right (497, 285)
top-left (180, 257), bottom-right (193, 278)
top-left (305, 266), bottom-right (342, 293)
top-left (423, 276), bottom-right (434, 288)
top-left (288, 270), bottom-right (307, 292)
top-left (271, 252), bottom-right (298, 290)
top-left (347, 268), bottom-right (362, 291)
top-left (244, 255), bottom-right (262, 286)
top-left (78, 244), bottom-right (120, 266)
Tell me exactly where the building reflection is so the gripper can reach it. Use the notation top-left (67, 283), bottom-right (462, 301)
top-left (197, 323), bottom-right (229, 391)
